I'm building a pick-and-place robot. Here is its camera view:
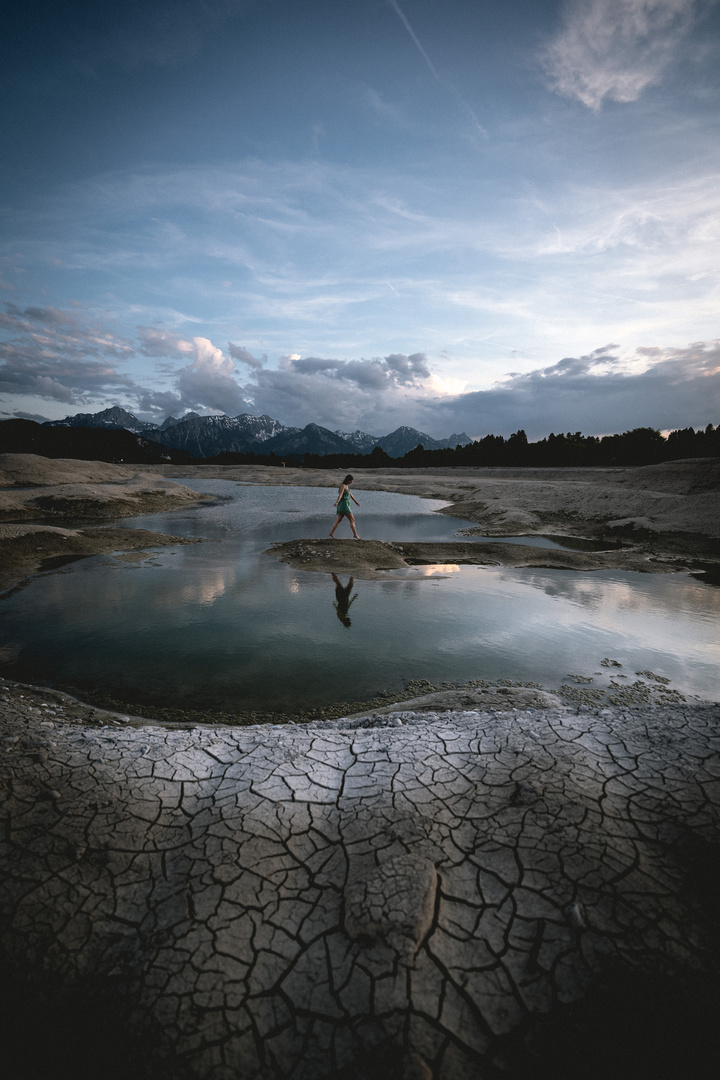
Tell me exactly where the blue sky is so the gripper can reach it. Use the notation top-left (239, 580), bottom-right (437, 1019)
top-left (1, 0), bottom-right (718, 438)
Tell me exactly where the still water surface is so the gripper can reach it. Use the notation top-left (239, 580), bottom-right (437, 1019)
top-left (1, 482), bottom-right (717, 710)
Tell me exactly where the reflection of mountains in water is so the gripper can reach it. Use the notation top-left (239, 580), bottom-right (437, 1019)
top-left (38, 406), bottom-right (471, 460)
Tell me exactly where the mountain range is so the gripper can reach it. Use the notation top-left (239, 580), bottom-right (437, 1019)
top-left (44, 407), bottom-right (471, 460)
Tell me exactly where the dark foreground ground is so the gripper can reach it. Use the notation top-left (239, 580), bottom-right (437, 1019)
top-left (2, 676), bottom-right (719, 1080)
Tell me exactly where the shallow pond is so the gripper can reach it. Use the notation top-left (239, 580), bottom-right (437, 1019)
top-left (1, 482), bottom-right (717, 711)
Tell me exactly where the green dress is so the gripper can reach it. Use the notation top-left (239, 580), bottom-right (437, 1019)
top-left (337, 488), bottom-right (352, 516)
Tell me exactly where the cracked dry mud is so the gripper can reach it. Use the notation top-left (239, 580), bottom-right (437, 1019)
top-left (2, 695), bottom-right (720, 1079)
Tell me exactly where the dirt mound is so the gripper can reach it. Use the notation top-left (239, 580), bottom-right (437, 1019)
top-left (266, 537), bottom-right (690, 577)
top-left (0, 453), bottom-right (136, 487)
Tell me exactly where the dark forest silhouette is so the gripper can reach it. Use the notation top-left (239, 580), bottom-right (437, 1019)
top-left (298, 423), bottom-right (720, 470)
top-left (1, 417), bottom-right (718, 469)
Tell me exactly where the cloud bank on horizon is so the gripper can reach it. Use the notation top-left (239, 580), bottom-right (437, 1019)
top-left (1, 0), bottom-right (719, 439)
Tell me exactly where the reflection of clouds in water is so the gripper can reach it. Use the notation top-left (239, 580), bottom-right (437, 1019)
top-left (178, 566), bottom-right (234, 607)
top-left (39, 553), bottom-right (245, 614)
top-left (488, 567), bottom-right (719, 667)
top-left (4, 488), bottom-right (718, 707)
top-left (505, 568), bottom-right (720, 620)
top-left (410, 564), bottom-right (462, 577)
top-left (377, 565), bottom-right (463, 593)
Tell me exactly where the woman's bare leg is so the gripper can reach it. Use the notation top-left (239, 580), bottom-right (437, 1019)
top-left (347, 513), bottom-right (360, 539)
top-left (329, 515), bottom-right (342, 538)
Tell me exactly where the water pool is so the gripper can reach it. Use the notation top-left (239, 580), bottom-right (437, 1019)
top-left (1, 482), bottom-right (717, 711)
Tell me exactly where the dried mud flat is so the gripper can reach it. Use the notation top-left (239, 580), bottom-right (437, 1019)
top-left (1, 676), bottom-right (720, 1079)
top-left (1, 453), bottom-right (720, 1078)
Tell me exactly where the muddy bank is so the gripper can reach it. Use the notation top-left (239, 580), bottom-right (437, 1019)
top-left (0, 524), bottom-right (204, 593)
top-left (265, 536), bottom-right (693, 578)
top-left (0, 454), bottom-right (208, 591)
top-left (0, 659), bottom-right (694, 733)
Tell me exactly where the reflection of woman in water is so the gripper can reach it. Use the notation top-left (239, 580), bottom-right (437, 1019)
top-left (330, 474), bottom-right (361, 539)
top-left (332, 573), bottom-right (357, 628)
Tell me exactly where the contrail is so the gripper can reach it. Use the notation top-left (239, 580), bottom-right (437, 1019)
top-left (387, 0), bottom-right (441, 83)
top-left (386, 0), bottom-right (487, 137)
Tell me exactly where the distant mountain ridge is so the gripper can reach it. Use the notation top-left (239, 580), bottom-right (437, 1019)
top-left (43, 407), bottom-right (471, 459)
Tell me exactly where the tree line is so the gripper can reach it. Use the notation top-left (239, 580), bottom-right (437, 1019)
top-left (295, 423), bottom-right (720, 470)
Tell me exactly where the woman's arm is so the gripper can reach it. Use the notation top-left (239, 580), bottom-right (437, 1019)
top-left (334, 485), bottom-right (346, 507)
top-left (351, 493), bottom-right (360, 505)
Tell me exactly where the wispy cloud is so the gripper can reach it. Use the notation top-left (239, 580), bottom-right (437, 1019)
top-left (2, 153), bottom-right (718, 401)
top-left (541, 0), bottom-right (707, 110)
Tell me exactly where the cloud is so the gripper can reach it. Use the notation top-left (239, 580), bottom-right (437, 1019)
top-left (138, 327), bottom-right (194, 357)
top-left (2, 294), bottom-right (716, 439)
top-left (267, 352), bottom-right (432, 392)
top-left (423, 340), bottom-right (720, 438)
top-left (174, 337), bottom-right (251, 416)
top-left (3, 157), bottom-right (717, 368)
top-left (228, 343), bottom-right (265, 370)
top-left (10, 410), bottom-right (51, 421)
top-left (0, 303), bottom-right (136, 406)
top-left (246, 339), bottom-right (720, 439)
top-left (237, 350), bottom-right (469, 433)
top-left (135, 340), bottom-right (255, 421)
top-left (541, 0), bottom-right (705, 110)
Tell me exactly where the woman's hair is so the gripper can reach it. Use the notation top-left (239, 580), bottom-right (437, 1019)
top-left (342, 474), bottom-right (353, 484)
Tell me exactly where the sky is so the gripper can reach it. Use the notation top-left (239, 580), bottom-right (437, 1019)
top-left (1, 0), bottom-right (719, 440)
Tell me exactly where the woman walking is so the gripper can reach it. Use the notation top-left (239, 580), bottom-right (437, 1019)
top-left (330, 474), bottom-right (361, 539)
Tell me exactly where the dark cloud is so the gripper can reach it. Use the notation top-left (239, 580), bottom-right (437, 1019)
top-left (384, 351), bottom-right (431, 382)
top-left (279, 352), bottom-right (432, 391)
top-left (288, 356), bottom-right (342, 375)
top-left (205, 342), bottom-right (720, 438)
top-left (11, 410), bottom-right (51, 422)
top-left (228, 343), bottom-right (265, 371)
top-left (422, 342), bottom-right (720, 439)
top-left (1, 304), bottom-right (81, 329)
top-left (0, 316), bottom-right (135, 404)
top-left (134, 389), bottom-right (185, 420)
top-left (242, 352), bottom-right (438, 430)
top-left (2, 299), bottom-right (716, 440)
